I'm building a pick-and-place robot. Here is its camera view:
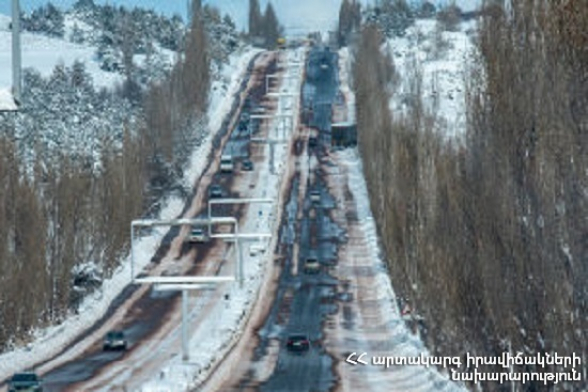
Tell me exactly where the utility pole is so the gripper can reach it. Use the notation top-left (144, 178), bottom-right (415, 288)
top-left (12, 0), bottom-right (22, 104)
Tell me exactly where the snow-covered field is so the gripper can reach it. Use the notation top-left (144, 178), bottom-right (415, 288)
top-left (0, 46), bottom-right (260, 383)
top-left (386, 18), bottom-right (476, 139)
top-left (0, 17), bottom-right (123, 89)
top-left (0, 13), bottom-right (175, 91)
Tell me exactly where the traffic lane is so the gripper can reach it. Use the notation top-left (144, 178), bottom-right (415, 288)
top-left (41, 289), bottom-right (180, 391)
top-left (32, 54), bottom-right (276, 392)
top-left (257, 191), bottom-right (341, 392)
top-left (252, 47), bottom-right (342, 391)
top-left (303, 49), bottom-right (338, 134)
top-left (262, 346), bottom-right (334, 392)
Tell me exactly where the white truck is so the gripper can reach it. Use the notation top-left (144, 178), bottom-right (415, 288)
top-left (220, 155), bottom-right (234, 173)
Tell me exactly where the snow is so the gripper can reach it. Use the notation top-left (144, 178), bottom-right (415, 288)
top-left (0, 27), bottom-right (123, 90)
top-left (386, 18), bottom-right (477, 140)
top-left (0, 87), bottom-right (18, 111)
top-left (0, 46), bottom-right (260, 384)
top-left (333, 34), bottom-right (468, 391)
top-left (333, 148), bottom-right (467, 392)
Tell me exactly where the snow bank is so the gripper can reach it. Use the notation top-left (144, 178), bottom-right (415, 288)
top-left (335, 148), bottom-right (467, 392)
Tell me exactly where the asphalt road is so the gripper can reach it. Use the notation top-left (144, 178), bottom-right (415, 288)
top-left (14, 53), bottom-right (275, 392)
top-left (229, 46), bottom-right (344, 392)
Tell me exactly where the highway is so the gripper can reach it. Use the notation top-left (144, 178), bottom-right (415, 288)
top-left (0, 44), bottom-right (467, 392)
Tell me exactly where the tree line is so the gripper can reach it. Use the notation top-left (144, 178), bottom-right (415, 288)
top-left (0, 1), bottom-right (211, 351)
top-left (248, 0), bottom-right (283, 49)
top-left (352, 1), bottom-right (588, 390)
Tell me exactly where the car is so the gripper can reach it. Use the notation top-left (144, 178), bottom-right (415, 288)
top-left (286, 334), bottom-right (310, 352)
top-left (308, 136), bottom-right (318, 148)
top-left (309, 189), bottom-right (321, 203)
top-left (241, 159), bottom-right (254, 171)
top-left (252, 106), bottom-right (266, 114)
top-left (209, 184), bottom-right (223, 199)
top-left (220, 155), bottom-right (234, 173)
top-left (103, 330), bottom-right (127, 351)
top-left (187, 227), bottom-right (209, 243)
top-left (8, 372), bottom-right (43, 392)
top-left (303, 255), bottom-right (321, 274)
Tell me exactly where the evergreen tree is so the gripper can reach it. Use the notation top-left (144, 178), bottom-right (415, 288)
top-left (261, 2), bottom-right (281, 49)
top-left (338, 0), bottom-right (361, 47)
top-left (248, 0), bottom-right (262, 38)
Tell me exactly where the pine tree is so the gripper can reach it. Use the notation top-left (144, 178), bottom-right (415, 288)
top-left (262, 2), bottom-right (281, 49)
top-left (338, 0), bottom-right (361, 46)
top-left (248, 0), bottom-right (262, 38)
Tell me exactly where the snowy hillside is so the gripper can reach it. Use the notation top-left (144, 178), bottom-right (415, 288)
top-left (0, 15), bottom-right (124, 89)
top-left (386, 18), bottom-right (476, 139)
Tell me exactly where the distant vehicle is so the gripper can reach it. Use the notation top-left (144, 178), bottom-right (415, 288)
top-left (308, 136), bottom-right (318, 148)
top-left (220, 155), bottom-right (234, 173)
top-left (187, 227), bottom-right (209, 243)
top-left (310, 189), bottom-right (321, 203)
top-left (8, 372), bottom-right (43, 392)
top-left (286, 334), bottom-right (310, 352)
top-left (320, 62), bottom-right (329, 70)
top-left (103, 330), bottom-right (127, 351)
top-left (277, 37), bottom-right (286, 50)
top-left (241, 159), bottom-right (254, 171)
top-left (303, 255), bottom-right (320, 274)
top-left (252, 106), bottom-right (267, 114)
top-left (209, 184), bottom-right (223, 199)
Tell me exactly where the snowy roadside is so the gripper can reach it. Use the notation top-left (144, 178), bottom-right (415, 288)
top-left (324, 40), bottom-right (468, 391)
top-left (329, 148), bottom-right (467, 392)
top-left (139, 48), bottom-right (306, 392)
top-left (0, 46), bottom-right (260, 383)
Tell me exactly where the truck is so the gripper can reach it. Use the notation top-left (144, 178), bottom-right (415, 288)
top-left (220, 155), bottom-right (234, 173)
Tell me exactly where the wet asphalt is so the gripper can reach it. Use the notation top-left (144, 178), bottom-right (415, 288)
top-left (228, 46), bottom-right (345, 392)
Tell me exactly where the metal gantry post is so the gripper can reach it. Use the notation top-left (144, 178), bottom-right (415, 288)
top-left (235, 221), bottom-right (243, 288)
top-left (182, 289), bottom-right (189, 361)
top-left (12, 0), bottom-right (22, 103)
top-left (130, 223), bottom-right (135, 281)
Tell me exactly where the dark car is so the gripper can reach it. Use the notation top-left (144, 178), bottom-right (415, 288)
top-left (303, 256), bottom-right (321, 274)
top-left (241, 159), bottom-right (254, 171)
top-left (209, 184), bottom-right (223, 199)
top-left (8, 372), bottom-right (43, 392)
top-left (286, 334), bottom-right (310, 353)
top-left (103, 330), bottom-right (127, 351)
top-left (308, 136), bottom-right (318, 148)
